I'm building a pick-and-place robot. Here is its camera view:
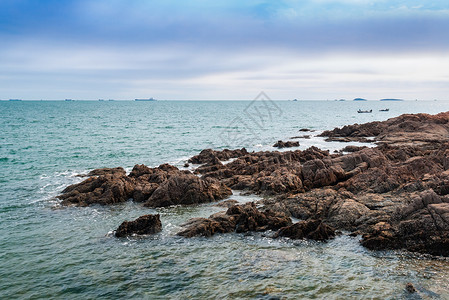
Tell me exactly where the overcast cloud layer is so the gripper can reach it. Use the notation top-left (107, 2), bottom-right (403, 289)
top-left (1, 0), bottom-right (448, 100)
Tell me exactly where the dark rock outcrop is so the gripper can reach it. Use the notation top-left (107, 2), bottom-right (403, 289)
top-left (177, 202), bottom-right (292, 237)
top-left (273, 140), bottom-right (300, 148)
top-left (115, 214), bottom-right (162, 237)
top-left (320, 111), bottom-right (449, 146)
top-left (188, 148), bottom-right (248, 164)
top-left (58, 163), bottom-right (231, 207)
top-left (144, 173), bottom-right (232, 207)
top-left (275, 219), bottom-right (336, 241)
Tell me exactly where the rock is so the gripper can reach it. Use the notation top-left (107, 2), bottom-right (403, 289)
top-left (87, 167), bottom-right (126, 177)
top-left (340, 145), bottom-right (367, 153)
top-left (58, 172), bottom-right (135, 206)
top-left (144, 173), bottom-right (232, 207)
top-left (58, 111), bottom-right (449, 256)
top-left (273, 140), bottom-right (300, 148)
top-left (405, 283), bottom-right (417, 293)
top-left (188, 148), bottom-right (248, 164)
top-left (299, 128), bottom-right (311, 132)
top-left (290, 135), bottom-right (310, 139)
top-left (115, 214), bottom-right (162, 237)
top-left (58, 163), bottom-right (232, 207)
top-left (320, 111), bottom-right (449, 146)
top-left (275, 219), bottom-right (336, 241)
top-left (177, 203), bottom-right (292, 237)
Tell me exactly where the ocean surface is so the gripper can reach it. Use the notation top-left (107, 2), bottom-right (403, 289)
top-left (1, 100), bottom-right (449, 299)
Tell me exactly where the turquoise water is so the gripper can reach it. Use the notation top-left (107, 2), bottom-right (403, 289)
top-left (1, 100), bottom-right (449, 299)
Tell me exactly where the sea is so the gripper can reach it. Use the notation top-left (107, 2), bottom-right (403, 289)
top-left (1, 99), bottom-right (449, 299)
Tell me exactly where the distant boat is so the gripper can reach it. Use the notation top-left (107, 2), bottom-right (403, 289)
top-left (379, 109), bottom-right (389, 112)
top-left (108, 99), bottom-right (115, 101)
top-left (65, 99), bottom-right (75, 102)
top-left (135, 98), bottom-right (156, 101)
top-left (380, 98), bottom-right (403, 101)
top-left (9, 99), bottom-right (22, 101)
top-left (353, 98), bottom-right (367, 101)
top-left (98, 99), bottom-right (105, 101)
top-left (357, 109), bottom-right (372, 113)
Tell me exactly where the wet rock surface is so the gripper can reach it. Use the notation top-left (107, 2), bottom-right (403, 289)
top-left (57, 164), bottom-right (231, 207)
top-left (177, 202), bottom-right (292, 237)
top-left (273, 140), bottom-right (300, 148)
top-left (275, 219), bottom-right (336, 241)
top-left (115, 214), bottom-right (162, 237)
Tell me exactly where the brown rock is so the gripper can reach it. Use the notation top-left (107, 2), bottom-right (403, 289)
top-left (275, 219), bottom-right (336, 241)
top-left (177, 203), bottom-right (292, 237)
top-left (144, 173), bottom-right (232, 207)
top-left (115, 214), bottom-right (162, 237)
top-left (87, 167), bottom-right (126, 177)
top-left (58, 172), bottom-right (134, 206)
top-left (405, 283), bottom-right (417, 293)
top-left (273, 140), bottom-right (300, 148)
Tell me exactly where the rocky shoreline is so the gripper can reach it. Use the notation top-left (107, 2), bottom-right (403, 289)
top-left (57, 112), bottom-right (449, 257)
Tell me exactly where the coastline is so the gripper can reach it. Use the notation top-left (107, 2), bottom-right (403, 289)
top-left (56, 111), bottom-right (449, 257)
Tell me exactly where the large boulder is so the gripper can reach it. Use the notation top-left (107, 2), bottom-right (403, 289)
top-left (58, 173), bottom-right (135, 206)
top-left (144, 173), bottom-right (232, 207)
top-left (115, 214), bottom-right (162, 237)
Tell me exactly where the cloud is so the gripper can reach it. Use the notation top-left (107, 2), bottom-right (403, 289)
top-left (0, 0), bottom-right (448, 99)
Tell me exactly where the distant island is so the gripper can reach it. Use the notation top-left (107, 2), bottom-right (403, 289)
top-left (9, 99), bottom-right (22, 101)
top-left (353, 98), bottom-right (367, 101)
top-left (135, 98), bottom-right (156, 101)
top-left (380, 98), bottom-right (403, 101)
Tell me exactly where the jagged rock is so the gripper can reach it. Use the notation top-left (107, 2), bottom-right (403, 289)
top-left (320, 111), bottom-right (449, 146)
top-left (406, 283), bottom-right (417, 293)
top-left (275, 219), bottom-right (336, 241)
top-left (58, 172), bottom-right (135, 206)
top-left (115, 214), bottom-right (162, 237)
top-left (188, 148), bottom-right (248, 164)
top-left (273, 140), bottom-right (300, 148)
top-left (340, 145), bottom-right (367, 153)
top-left (144, 173), bottom-right (232, 207)
top-left (177, 203), bottom-right (292, 237)
top-left (58, 163), bottom-right (231, 207)
top-left (87, 167), bottom-right (126, 177)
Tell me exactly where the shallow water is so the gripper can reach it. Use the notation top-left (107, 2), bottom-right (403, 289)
top-left (1, 100), bottom-right (449, 299)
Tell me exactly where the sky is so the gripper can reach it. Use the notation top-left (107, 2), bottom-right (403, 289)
top-left (0, 0), bottom-right (448, 100)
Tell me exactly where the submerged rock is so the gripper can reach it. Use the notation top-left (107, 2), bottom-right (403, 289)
top-left (115, 214), bottom-right (162, 237)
